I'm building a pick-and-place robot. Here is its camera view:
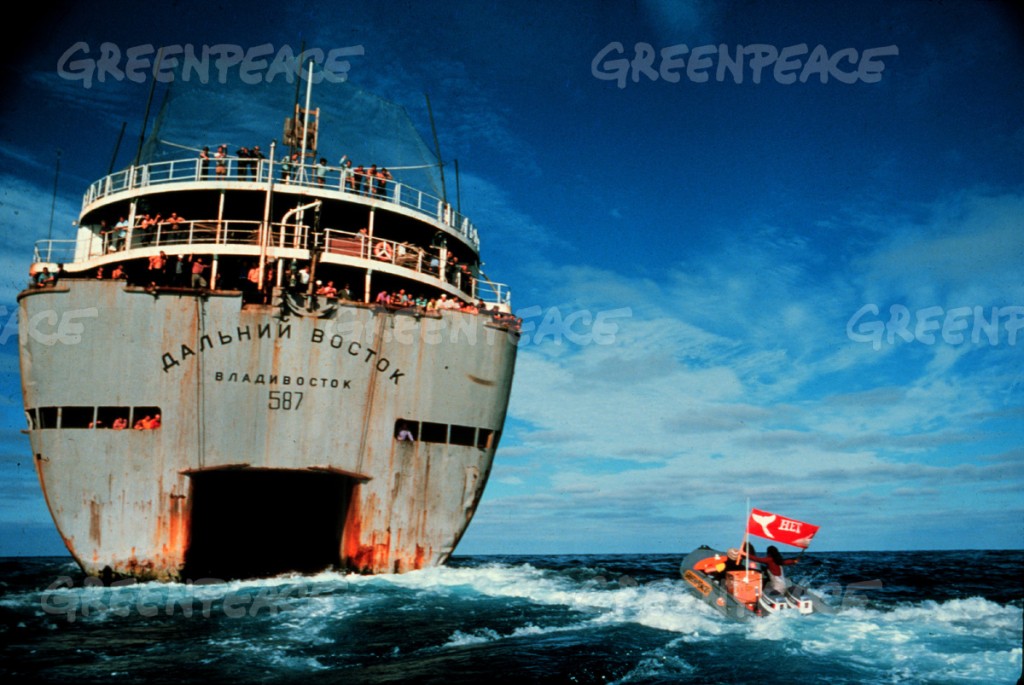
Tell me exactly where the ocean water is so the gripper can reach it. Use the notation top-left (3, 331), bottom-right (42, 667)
top-left (0, 551), bottom-right (1021, 684)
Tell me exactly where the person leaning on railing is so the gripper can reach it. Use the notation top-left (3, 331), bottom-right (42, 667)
top-left (114, 217), bottom-right (129, 251)
top-left (215, 145), bottom-right (228, 177)
top-left (199, 146), bottom-right (211, 178)
top-left (32, 267), bottom-right (55, 288)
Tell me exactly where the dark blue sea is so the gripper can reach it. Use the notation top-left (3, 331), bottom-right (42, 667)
top-left (1, 552), bottom-right (1021, 684)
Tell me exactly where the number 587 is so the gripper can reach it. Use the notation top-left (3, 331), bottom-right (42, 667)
top-left (268, 390), bottom-right (303, 410)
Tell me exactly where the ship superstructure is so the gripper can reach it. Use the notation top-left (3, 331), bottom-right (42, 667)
top-left (18, 100), bottom-right (518, 581)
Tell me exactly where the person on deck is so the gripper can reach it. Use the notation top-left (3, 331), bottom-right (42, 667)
top-left (251, 146), bottom-right (265, 176)
top-left (191, 258), bottom-right (209, 288)
top-left (367, 164), bottom-right (378, 195)
top-left (200, 146), bottom-right (211, 178)
top-left (34, 267), bottom-right (55, 287)
top-left (114, 216), bottom-right (129, 251)
top-left (237, 147), bottom-right (250, 178)
top-left (148, 251), bottom-right (167, 285)
top-left (281, 153), bottom-right (294, 182)
top-left (215, 145), bottom-right (228, 177)
top-left (374, 167), bottom-right (392, 199)
top-left (340, 158), bottom-right (353, 191)
top-left (353, 165), bottom-right (366, 194)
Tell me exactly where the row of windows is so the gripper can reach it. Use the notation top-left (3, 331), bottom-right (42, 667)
top-left (26, 406), bottom-right (162, 430)
top-left (25, 407), bottom-right (500, 450)
top-left (394, 420), bottom-right (500, 450)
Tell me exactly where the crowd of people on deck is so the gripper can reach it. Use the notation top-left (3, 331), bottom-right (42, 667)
top-left (96, 212), bottom-right (188, 253)
top-left (31, 254), bottom-right (512, 326)
top-left (44, 142), bottom-right (498, 314)
top-left (198, 145), bottom-right (396, 199)
top-left (275, 152), bottom-right (396, 198)
top-left (87, 253), bottom-right (213, 291)
top-left (265, 260), bottom-right (516, 327)
top-left (370, 288), bottom-right (521, 327)
top-left (200, 144), bottom-right (265, 179)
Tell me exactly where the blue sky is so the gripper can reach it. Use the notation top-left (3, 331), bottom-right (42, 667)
top-left (1, 1), bottom-right (1022, 556)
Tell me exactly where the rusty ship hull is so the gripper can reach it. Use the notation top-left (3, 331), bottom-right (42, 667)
top-left (20, 282), bottom-right (516, 580)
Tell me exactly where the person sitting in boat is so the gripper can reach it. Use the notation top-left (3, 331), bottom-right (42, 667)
top-left (706, 548), bottom-right (747, 581)
top-left (746, 545), bottom-right (799, 595)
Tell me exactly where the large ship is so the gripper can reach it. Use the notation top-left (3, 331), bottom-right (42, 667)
top-left (17, 89), bottom-right (518, 581)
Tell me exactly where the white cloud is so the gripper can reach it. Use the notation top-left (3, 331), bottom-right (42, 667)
top-left (855, 193), bottom-right (1024, 307)
top-left (476, 189), bottom-right (1024, 552)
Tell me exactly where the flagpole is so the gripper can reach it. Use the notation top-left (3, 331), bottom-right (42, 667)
top-left (743, 498), bottom-right (751, 578)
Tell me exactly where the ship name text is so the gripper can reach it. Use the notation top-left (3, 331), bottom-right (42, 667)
top-left (215, 373), bottom-right (347, 388)
top-left (161, 323), bottom-right (405, 384)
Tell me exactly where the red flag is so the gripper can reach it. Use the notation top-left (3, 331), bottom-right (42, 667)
top-left (746, 508), bottom-right (819, 548)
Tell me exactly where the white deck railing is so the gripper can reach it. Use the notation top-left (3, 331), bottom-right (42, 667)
top-left (83, 157), bottom-right (480, 248)
top-left (32, 222), bottom-right (510, 305)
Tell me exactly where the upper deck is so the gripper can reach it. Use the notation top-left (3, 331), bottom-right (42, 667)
top-left (80, 155), bottom-right (480, 249)
top-left (31, 153), bottom-right (510, 308)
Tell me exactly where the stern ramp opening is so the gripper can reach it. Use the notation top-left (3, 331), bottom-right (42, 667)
top-left (183, 469), bottom-right (354, 580)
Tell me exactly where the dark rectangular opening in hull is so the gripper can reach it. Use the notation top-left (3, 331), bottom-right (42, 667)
top-left (183, 469), bottom-right (354, 581)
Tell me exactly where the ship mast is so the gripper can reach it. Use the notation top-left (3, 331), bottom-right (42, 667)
top-left (425, 92), bottom-right (446, 203)
top-left (300, 58), bottom-right (314, 182)
top-left (133, 48), bottom-right (164, 166)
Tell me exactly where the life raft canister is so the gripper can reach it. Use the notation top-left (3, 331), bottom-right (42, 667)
top-left (374, 240), bottom-right (393, 261)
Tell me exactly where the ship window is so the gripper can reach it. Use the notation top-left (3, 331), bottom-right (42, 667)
top-left (27, 406), bottom-right (162, 430)
top-left (449, 425), bottom-right (476, 447)
top-left (391, 422), bottom-right (501, 447)
top-left (38, 407), bottom-right (59, 429)
top-left (96, 406), bottom-right (129, 429)
top-left (419, 421), bottom-right (448, 444)
top-left (60, 406), bottom-right (96, 429)
top-left (132, 406), bottom-right (162, 430)
top-left (394, 420), bottom-right (419, 440)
